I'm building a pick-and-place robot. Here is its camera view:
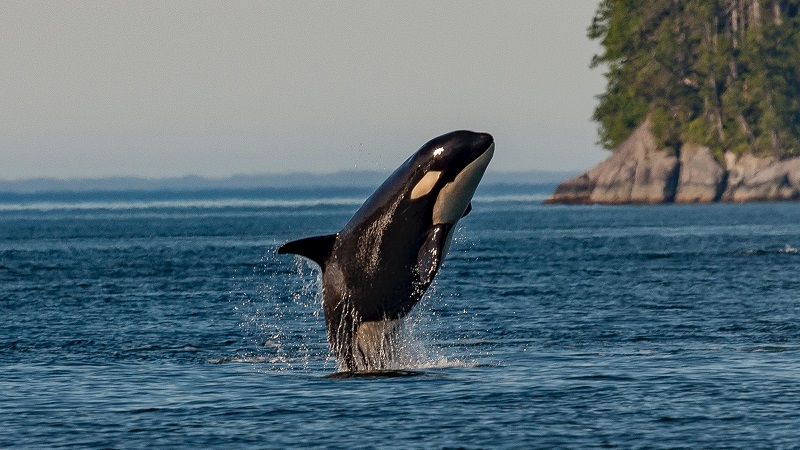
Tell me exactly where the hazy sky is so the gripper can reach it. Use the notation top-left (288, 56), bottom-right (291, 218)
top-left (2, 1), bottom-right (607, 180)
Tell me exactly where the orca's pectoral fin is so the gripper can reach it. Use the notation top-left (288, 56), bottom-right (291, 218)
top-left (462, 202), bottom-right (472, 218)
top-left (415, 224), bottom-right (451, 290)
top-left (278, 233), bottom-right (338, 269)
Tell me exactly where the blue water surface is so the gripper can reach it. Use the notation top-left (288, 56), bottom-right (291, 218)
top-left (2, 185), bottom-right (800, 448)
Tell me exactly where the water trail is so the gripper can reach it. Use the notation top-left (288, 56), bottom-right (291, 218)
top-left (233, 249), bottom-right (332, 371)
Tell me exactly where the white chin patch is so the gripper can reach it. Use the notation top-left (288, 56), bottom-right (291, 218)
top-left (433, 143), bottom-right (494, 225)
top-left (352, 319), bottom-right (400, 371)
top-left (410, 171), bottom-right (441, 200)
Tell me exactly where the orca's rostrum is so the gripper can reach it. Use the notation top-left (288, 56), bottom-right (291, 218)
top-left (279, 131), bottom-right (494, 372)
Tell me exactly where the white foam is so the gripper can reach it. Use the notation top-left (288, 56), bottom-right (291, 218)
top-left (0, 197), bottom-right (365, 212)
top-left (472, 193), bottom-right (550, 203)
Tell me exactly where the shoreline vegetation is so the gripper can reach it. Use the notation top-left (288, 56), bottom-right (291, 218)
top-left (550, 0), bottom-right (800, 204)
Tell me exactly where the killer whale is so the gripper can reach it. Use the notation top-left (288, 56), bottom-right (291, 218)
top-left (279, 130), bottom-right (494, 372)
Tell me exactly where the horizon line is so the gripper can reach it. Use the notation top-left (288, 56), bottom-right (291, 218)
top-left (0, 170), bottom-right (577, 194)
top-left (0, 168), bottom-right (581, 184)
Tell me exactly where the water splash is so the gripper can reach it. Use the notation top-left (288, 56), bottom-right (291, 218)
top-left (231, 223), bottom-right (483, 374)
top-left (232, 245), bottom-right (479, 373)
top-left (320, 287), bottom-right (476, 373)
top-left (234, 249), bottom-right (332, 371)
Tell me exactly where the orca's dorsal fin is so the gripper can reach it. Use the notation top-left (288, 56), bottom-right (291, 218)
top-left (278, 234), bottom-right (338, 269)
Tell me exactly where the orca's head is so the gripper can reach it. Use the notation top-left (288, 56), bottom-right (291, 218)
top-left (405, 130), bottom-right (494, 225)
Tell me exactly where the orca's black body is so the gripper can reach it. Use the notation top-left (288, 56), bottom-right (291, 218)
top-left (279, 131), bottom-right (494, 371)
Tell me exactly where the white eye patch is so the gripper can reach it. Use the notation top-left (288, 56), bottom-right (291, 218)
top-left (410, 171), bottom-right (441, 199)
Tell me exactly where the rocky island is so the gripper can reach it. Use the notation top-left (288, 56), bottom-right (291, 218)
top-left (552, 1), bottom-right (800, 204)
top-left (547, 118), bottom-right (800, 204)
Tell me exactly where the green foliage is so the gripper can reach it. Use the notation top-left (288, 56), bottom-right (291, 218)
top-left (590, 0), bottom-right (800, 158)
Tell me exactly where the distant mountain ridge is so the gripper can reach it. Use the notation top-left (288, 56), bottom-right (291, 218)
top-left (0, 170), bottom-right (576, 194)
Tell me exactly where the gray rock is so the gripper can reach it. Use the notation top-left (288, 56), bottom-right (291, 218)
top-left (546, 173), bottom-right (594, 204)
top-left (674, 144), bottom-right (725, 203)
top-left (722, 154), bottom-right (800, 201)
top-left (629, 147), bottom-right (679, 203)
top-left (548, 118), bottom-right (800, 205)
top-left (548, 118), bottom-right (678, 204)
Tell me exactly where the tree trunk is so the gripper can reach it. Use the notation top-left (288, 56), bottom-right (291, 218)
top-left (704, 21), bottom-right (726, 142)
top-left (751, 0), bottom-right (761, 25)
top-left (737, 114), bottom-right (755, 142)
top-left (773, 2), bottom-right (783, 25)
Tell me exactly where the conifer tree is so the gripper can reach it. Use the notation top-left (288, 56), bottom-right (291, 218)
top-left (590, 0), bottom-right (800, 158)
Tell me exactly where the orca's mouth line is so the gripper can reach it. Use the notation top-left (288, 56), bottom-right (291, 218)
top-left (482, 141), bottom-right (495, 158)
top-left (468, 141), bottom-right (495, 168)
top-left (466, 142), bottom-right (495, 174)
top-left (432, 141), bottom-right (494, 226)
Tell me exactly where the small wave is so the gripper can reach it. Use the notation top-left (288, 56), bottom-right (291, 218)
top-left (637, 252), bottom-right (677, 260)
top-left (0, 197), bottom-right (365, 212)
top-left (403, 355), bottom-right (480, 370)
top-left (473, 194), bottom-right (549, 203)
top-left (323, 370), bottom-right (425, 379)
top-left (743, 244), bottom-right (799, 255)
top-left (121, 343), bottom-right (204, 354)
top-left (567, 374), bottom-right (637, 382)
top-left (321, 356), bottom-right (480, 378)
top-left (207, 355), bottom-right (275, 364)
top-left (741, 345), bottom-right (795, 353)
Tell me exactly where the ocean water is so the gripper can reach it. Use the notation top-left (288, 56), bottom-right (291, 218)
top-left (2, 184), bottom-right (800, 448)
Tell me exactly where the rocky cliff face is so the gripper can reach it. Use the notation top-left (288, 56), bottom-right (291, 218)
top-left (721, 154), bottom-right (800, 202)
top-left (547, 120), bottom-right (800, 204)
